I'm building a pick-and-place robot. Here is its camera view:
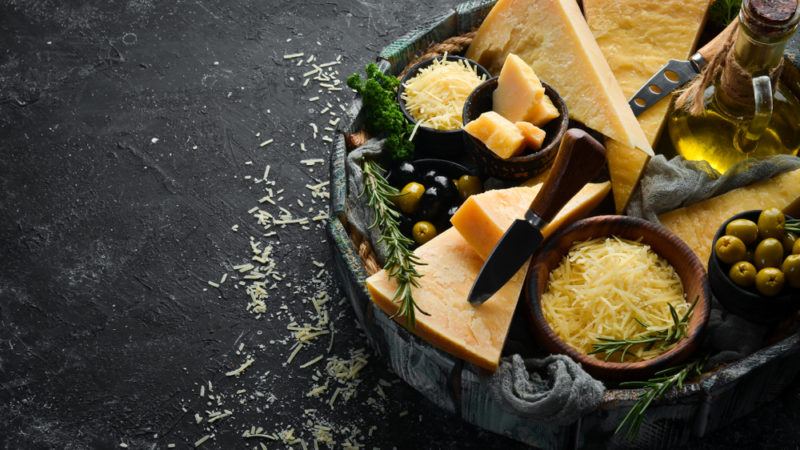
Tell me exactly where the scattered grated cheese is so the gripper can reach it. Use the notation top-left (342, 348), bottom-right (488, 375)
top-left (226, 357), bottom-right (256, 377)
top-left (194, 434), bottom-right (212, 447)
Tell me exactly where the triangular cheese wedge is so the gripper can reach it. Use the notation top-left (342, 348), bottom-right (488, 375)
top-left (466, 0), bottom-right (651, 154)
top-left (584, 0), bottom-right (711, 212)
top-left (366, 228), bottom-right (526, 371)
top-left (451, 182), bottom-right (611, 260)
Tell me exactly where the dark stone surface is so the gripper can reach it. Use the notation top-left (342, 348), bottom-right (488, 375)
top-left (0, 0), bottom-right (797, 448)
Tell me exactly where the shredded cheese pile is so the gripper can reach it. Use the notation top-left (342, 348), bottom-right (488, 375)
top-left (541, 237), bottom-right (688, 361)
top-left (401, 56), bottom-right (486, 130)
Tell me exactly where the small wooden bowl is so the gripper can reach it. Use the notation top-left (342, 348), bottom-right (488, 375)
top-left (525, 215), bottom-right (711, 381)
top-left (397, 55), bottom-right (491, 158)
top-left (709, 210), bottom-right (799, 324)
top-left (462, 77), bottom-right (569, 181)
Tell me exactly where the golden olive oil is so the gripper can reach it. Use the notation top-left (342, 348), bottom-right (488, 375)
top-left (669, 83), bottom-right (800, 174)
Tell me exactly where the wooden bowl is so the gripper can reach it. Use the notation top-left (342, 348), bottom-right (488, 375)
top-left (462, 77), bottom-right (569, 181)
top-left (396, 55), bottom-right (491, 158)
top-left (709, 210), bottom-right (799, 324)
top-left (525, 215), bottom-right (711, 381)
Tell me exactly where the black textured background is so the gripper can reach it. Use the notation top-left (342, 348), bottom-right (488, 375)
top-left (1, 0), bottom-right (799, 448)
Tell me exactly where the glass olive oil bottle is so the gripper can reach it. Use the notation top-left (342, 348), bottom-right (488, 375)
top-left (669, 0), bottom-right (800, 174)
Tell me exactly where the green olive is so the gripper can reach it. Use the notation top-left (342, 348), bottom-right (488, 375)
top-left (795, 238), bottom-right (800, 255)
top-left (394, 182), bottom-right (425, 215)
top-left (782, 254), bottom-right (800, 289)
top-left (757, 208), bottom-right (785, 240)
top-left (728, 261), bottom-right (757, 288)
top-left (715, 235), bottom-right (747, 265)
top-left (754, 238), bottom-right (784, 269)
top-left (412, 221), bottom-right (437, 245)
top-left (755, 267), bottom-right (785, 296)
top-left (783, 232), bottom-right (797, 256)
top-left (455, 175), bottom-right (482, 200)
top-left (725, 219), bottom-right (759, 245)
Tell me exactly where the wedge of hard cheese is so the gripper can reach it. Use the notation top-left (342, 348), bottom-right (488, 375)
top-left (366, 228), bottom-right (527, 371)
top-left (585, 0), bottom-right (711, 213)
top-left (451, 182), bottom-right (611, 260)
top-left (660, 168), bottom-right (800, 267)
top-left (466, 0), bottom-right (651, 154)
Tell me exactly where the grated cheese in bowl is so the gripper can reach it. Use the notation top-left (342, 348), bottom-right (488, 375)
top-left (401, 55), bottom-right (487, 131)
top-left (541, 237), bottom-right (688, 361)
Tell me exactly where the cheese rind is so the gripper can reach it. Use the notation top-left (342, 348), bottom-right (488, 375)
top-left (463, 111), bottom-right (525, 159)
top-left (493, 54), bottom-right (546, 123)
top-left (365, 228), bottom-right (526, 371)
top-left (584, 0), bottom-right (711, 213)
top-left (660, 169), bottom-right (800, 267)
top-left (451, 182), bottom-right (611, 260)
top-left (466, 0), bottom-right (651, 153)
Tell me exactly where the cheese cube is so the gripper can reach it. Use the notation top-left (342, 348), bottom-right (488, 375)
top-left (515, 121), bottom-right (546, 151)
top-left (463, 111), bottom-right (525, 159)
top-left (493, 54), bottom-right (546, 122)
top-left (451, 182), bottom-right (611, 260)
top-left (527, 94), bottom-right (560, 127)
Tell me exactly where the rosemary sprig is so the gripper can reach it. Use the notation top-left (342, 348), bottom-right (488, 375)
top-left (361, 159), bottom-right (428, 328)
top-left (589, 299), bottom-right (697, 362)
top-left (616, 359), bottom-right (706, 439)
top-left (786, 218), bottom-right (800, 235)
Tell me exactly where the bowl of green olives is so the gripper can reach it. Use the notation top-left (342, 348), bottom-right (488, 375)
top-left (709, 209), bottom-right (800, 324)
top-left (387, 159), bottom-right (483, 247)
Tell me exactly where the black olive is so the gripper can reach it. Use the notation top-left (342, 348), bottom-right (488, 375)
top-left (418, 186), bottom-right (446, 220)
top-left (421, 169), bottom-right (441, 186)
top-left (389, 162), bottom-right (416, 188)
top-left (431, 175), bottom-right (458, 202)
top-left (397, 214), bottom-right (414, 238)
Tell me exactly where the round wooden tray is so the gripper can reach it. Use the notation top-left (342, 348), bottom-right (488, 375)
top-left (327, 1), bottom-right (800, 447)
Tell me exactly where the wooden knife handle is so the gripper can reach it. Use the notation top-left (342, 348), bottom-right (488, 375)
top-left (528, 129), bottom-right (607, 222)
top-left (697, 20), bottom-right (738, 62)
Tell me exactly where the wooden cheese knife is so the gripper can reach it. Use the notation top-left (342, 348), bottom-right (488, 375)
top-left (467, 129), bottom-right (607, 305)
top-left (628, 20), bottom-right (738, 116)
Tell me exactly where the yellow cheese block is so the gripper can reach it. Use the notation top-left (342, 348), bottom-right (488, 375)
top-left (493, 54), bottom-right (545, 123)
top-left (365, 228), bottom-right (527, 371)
top-left (660, 169), bottom-right (800, 267)
top-left (451, 182), bottom-right (611, 260)
top-left (606, 139), bottom-right (651, 213)
top-left (516, 121), bottom-right (546, 150)
top-left (584, 0), bottom-right (711, 213)
top-left (527, 94), bottom-right (560, 127)
top-left (463, 111), bottom-right (525, 159)
top-left (466, 0), bottom-right (651, 153)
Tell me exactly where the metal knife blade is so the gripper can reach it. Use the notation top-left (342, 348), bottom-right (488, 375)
top-left (627, 21), bottom-right (738, 116)
top-left (628, 57), bottom-right (703, 117)
top-left (467, 129), bottom-right (608, 305)
top-left (467, 211), bottom-right (544, 305)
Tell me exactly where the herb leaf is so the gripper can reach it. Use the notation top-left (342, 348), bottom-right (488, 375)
top-left (348, 64), bottom-right (414, 161)
top-left (361, 159), bottom-right (427, 327)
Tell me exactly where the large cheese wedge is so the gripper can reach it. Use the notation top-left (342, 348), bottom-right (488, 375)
top-left (660, 169), bottom-right (800, 267)
top-left (366, 228), bottom-right (527, 371)
top-left (585, 0), bottom-right (711, 213)
top-left (466, 0), bottom-right (651, 154)
top-left (451, 182), bottom-right (611, 260)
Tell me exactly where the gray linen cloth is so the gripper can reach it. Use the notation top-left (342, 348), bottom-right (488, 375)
top-left (346, 137), bottom-right (800, 423)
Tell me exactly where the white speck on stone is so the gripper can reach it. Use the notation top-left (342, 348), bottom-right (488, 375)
top-left (151, 137), bottom-right (159, 144)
